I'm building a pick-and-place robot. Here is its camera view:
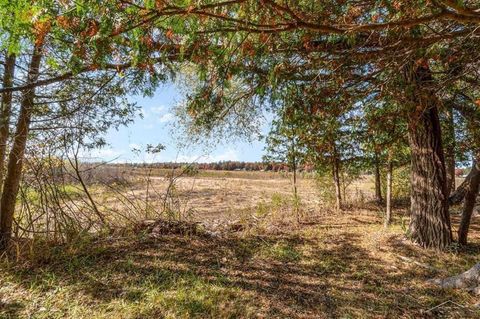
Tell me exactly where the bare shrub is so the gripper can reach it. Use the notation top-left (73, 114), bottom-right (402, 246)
top-left (74, 163), bottom-right (133, 186)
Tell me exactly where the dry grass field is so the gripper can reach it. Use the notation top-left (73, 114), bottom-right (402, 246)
top-left (93, 168), bottom-right (378, 224)
top-left (1, 170), bottom-right (479, 318)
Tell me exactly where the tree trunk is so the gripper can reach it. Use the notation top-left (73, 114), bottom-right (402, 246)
top-left (291, 144), bottom-right (299, 223)
top-left (444, 104), bottom-right (456, 197)
top-left (449, 166), bottom-right (480, 205)
top-left (332, 146), bottom-right (342, 211)
top-left (384, 159), bottom-right (393, 227)
top-left (0, 54), bottom-right (15, 190)
top-left (408, 106), bottom-right (451, 249)
top-left (374, 151), bottom-right (383, 203)
top-left (0, 44), bottom-right (43, 249)
top-left (448, 99), bottom-right (480, 206)
top-left (458, 158), bottom-right (480, 245)
top-left (405, 61), bottom-right (452, 250)
top-left (291, 139), bottom-right (298, 200)
top-left (293, 166), bottom-right (297, 200)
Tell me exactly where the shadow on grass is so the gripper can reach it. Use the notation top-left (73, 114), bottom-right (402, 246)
top-left (1, 227), bottom-right (479, 318)
top-left (0, 301), bottom-right (24, 318)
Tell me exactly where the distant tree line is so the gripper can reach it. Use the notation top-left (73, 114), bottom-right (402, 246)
top-left (114, 161), bottom-right (317, 172)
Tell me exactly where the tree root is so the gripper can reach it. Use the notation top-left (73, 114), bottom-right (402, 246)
top-left (395, 254), bottom-right (438, 271)
top-left (430, 262), bottom-right (480, 294)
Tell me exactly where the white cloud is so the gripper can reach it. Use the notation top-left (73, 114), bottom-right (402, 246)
top-left (209, 149), bottom-right (239, 162)
top-left (176, 154), bottom-right (207, 163)
top-left (159, 113), bottom-right (175, 123)
top-left (78, 148), bottom-right (124, 162)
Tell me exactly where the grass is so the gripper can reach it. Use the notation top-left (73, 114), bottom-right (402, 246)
top-left (20, 184), bottom-right (86, 204)
top-left (1, 171), bottom-right (478, 318)
top-left (129, 167), bottom-right (292, 180)
top-left (2, 209), bottom-right (480, 318)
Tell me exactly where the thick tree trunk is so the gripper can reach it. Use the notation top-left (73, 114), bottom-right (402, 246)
top-left (0, 54), bottom-right (15, 190)
top-left (444, 104), bottom-right (456, 197)
top-left (374, 151), bottom-right (383, 203)
top-left (458, 158), bottom-right (480, 245)
top-left (384, 160), bottom-right (393, 227)
top-left (408, 107), bottom-right (451, 249)
top-left (0, 44), bottom-right (43, 249)
top-left (405, 61), bottom-right (452, 250)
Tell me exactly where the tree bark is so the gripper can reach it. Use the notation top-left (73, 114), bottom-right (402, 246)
top-left (444, 104), bottom-right (456, 197)
top-left (384, 159), bottom-right (393, 227)
top-left (0, 44), bottom-right (43, 249)
top-left (374, 151), bottom-right (383, 203)
top-left (405, 61), bottom-right (452, 250)
top-left (0, 54), bottom-right (15, 190)
top-left (458, 158), bottom-right (480, 245)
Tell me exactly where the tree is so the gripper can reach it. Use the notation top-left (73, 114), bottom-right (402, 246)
top-left (263, 87), bottom-right (305, 219)
top-left (0, 30), bottom-right (45, 248)
top-left (0, 0), bottom-right (172, 248)
top-left (458, 158), bottom-right (480, 245)
top-left (166, 1), bottom-right (480, 249)
top-left (448, 93), bottom-right (480, 244)
top-left (0, 53), bottom-right (15, 191)
top-left (385, 157), bottom-right (393, 228)
top-left (294, 82), bottom-right (361, 211)
top-left (361, 96), bottom-right (410, 226)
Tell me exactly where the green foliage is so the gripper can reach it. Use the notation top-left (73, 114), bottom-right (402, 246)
top-left (391, 166), bottom-right (411, 200)
top-left (263, 87), bottom-right (305, 172)
top-left (360, 98), bottom-right (410, 179)
top-left (315, 173), bottom-right (338, 206)
top-left (181, 164), bottom-right (199, 177)
top-left (381, 165), bottom-right (411, 201)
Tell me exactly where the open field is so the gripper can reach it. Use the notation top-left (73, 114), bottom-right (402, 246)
top-left (86, 168), bottom-right (380, 224)
top-left (1, 170), bottom-right (479, 318)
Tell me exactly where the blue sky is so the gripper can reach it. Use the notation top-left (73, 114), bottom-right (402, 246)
top-left (82, 84), bottom-right (268, 163)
